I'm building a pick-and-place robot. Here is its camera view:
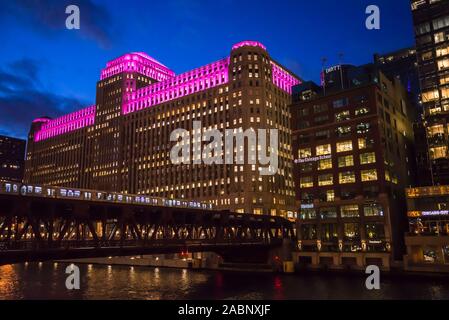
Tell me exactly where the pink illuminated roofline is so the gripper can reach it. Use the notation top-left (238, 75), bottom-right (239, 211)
top-left (271, 61), bottom-right (301, 94)
top-left (232, 41), bottom-right (267, 51)
top-left (100, 52), bottom-right (175, 81)
top-left (123, 57), bottom-right (230, 115)
top-left (34, 105), bottom-right (96, 142)
top-left (32, 118), bottom-right (51, 123)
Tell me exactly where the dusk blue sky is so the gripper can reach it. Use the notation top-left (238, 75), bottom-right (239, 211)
top-left (0, 0), bottom-right (415, 139)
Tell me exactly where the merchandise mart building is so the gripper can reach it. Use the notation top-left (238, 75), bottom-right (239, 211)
top-left (25, 41), bottom-right (300, 217)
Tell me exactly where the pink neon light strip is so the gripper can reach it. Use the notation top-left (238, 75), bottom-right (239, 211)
top-left (100, 52), bottom-right (175, 81)
top-left (271, 61), bottom-right (301, 94)
top-left (122, 57), bottom-right (230, 115)
top-left (232, 41), bottom-right (267, 51)
top-left (34, 105), bottom-right (96, 142)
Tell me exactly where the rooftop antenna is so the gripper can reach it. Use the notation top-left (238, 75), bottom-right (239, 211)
top-left (321, 57), bottom-right (327, 95)
top-left (338, 52), bottom-right (344, 90)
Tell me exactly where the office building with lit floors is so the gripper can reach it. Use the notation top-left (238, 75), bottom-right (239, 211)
top-left (290, 64), bottom-right (416, 271)
top-left (404, 185), bottom-right (449, 273)
top-left (24, 41), bottom-right (300, 217)
top-left (411, 0), bottom-right (449, 185)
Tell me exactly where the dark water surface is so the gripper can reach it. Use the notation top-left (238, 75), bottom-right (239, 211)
top-left (0, 262), bottom-right (448, 299)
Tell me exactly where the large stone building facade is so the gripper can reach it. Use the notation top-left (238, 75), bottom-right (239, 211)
top-left (25, 41), bottom-right (300, 217)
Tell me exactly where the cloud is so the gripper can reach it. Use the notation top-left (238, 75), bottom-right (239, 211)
top-left (0, 58), bottom-right (88, 139)
top-left (1, 0), bottom-right (113, 48)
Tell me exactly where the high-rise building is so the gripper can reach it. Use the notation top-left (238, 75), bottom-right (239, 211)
top-left (411, 0), bottom-right (449, 185)
top-left (404, 185), bottom-right (449, 273)
top-left (0, 135), bottom-right (26, 182)
top-left (374, 47), bottom-right (432, 186)
top-left (290, 65), bottom-right (415, 269)
top-left (24, 41), bottom-right (300, 217)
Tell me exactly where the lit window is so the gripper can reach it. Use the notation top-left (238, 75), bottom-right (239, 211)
top-left (341, 205), bottom-right (360, 218)
top-left (361, 169), bottom-right (378, 181)
top-left (336, 140), bottom-right (353, 153)
top-left (428, 124), bottom-right (444, 135)
top-left (300, 176), bottom-right (314, 188)
top-left (360, 152), bottom-right (376, 164)
top-left (356, 122), bottom-right (371, 134)
top-left (338, 155), bottom-right (354, 168)
top-left (430, 146), bottom-right (448, 159)
top-left (422, 89), bottom-right (440, 102)
top-left (318, 158), bottom-right (333, 170)
top-left (299, 148), bottom-right (312, 158)
top-left (318, 174), bottom-right (333, 186)
top-left (355, 107), bottom-right (370, 115)
top-left (316, 144), bottom-right (331, 156)
top-left (326, 190), bottom-right (335, 202)
top-left (339, 171), bottom-right (355, 184)
top-left (364, 204), bottom-right (384, 217)
top-left (344, 223), bottom-right (360, 240)
top-left (320, 207), bottom-right (337, 219)
top-left (335, 110), bottom-right (350, 122)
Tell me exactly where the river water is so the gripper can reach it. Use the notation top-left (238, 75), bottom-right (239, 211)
top-left (0, 262), bottom-right (448, 299)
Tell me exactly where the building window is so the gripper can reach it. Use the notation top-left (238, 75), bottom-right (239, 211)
top-left (300, 176), bottom-right (314, 188)
top-left (366, 223), bottom-right (385, 240)
top-left (438, 58), bottom-right (449, 71)
top-left (333, 98), bottom-right (349, 108)
top-left (300, 162), bottom-right (313, 173)
top-left (299, 148), bottom-right (312, 158)
top-left (344, 223), bottom-right (360, 240)
top-left (301, 225), bottom-right (317, 240)
top-left (336, 126), bottom-right (351, 137)
top-left (336, 140), bottom-right (353, 153)
top-left (422, 89), bottom-right (440, 102)
top-left (355, 107), bottom-right (370, 115)
top-left (335, 110), bottom-right (350, 122)
top-left (338, 155), bottom-right (354, 168)
top-left (358, 137), bottom-right (374, 149)
top-left (430, 146), bottom-right (448, 160)
top-left (318, 174), bottom-right (333, 186)
top-left (326, 190), bottom-right (335, 202)
top-left (316, 144), bottom-right (331, 156)
top-left (360, 152), bottom-right (376, 165)
top-left (313, 103), bottom-right (328, 113)
top-left (361, 169), bottom-right (378, 181)
top-left (364, 204), bottom-right (384, 217)
top-left (300, 208), bottom-right (316, 220)
top-left (356, 122), bottom-right (371, 134)
top-left (339, 171), bottom-right (356, 184)
top-left (318, 158), bottom-right (333, 170)
top-left (341, 205), bottom-right (360, 218)
top-left (320, 207), bottom-right (337, 219)
top-left (321, 224), bottom-right (338, 241)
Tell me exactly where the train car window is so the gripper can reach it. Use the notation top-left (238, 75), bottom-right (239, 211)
top-left (27, 186), bottom-right (33, 193)
top-left (5, 184), bottom-right (11, 193)
top-left (35, 187), bottom-right (42, 194)
top-left (74, 190), bottom-right (81, 197)
top-left (117, 195), bottom-right (123, 201)
top-left (60, 189), bottom-right (67, 197)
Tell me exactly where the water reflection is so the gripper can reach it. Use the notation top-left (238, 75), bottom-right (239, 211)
top-left (0, 262), bottom-right (448, 300)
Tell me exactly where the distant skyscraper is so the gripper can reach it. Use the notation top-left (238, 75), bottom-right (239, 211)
top-left (0, 135), bottom-right (26, 182)
top-left (411, 0), bottom-right (449, 185)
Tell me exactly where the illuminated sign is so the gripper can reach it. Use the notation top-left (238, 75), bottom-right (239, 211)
top-left (294, 154), bottom-right (332, 164)
top-left (300, 204), bottom-right (314, 209)
top-left (408, 210), bottom-right (449, 217)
